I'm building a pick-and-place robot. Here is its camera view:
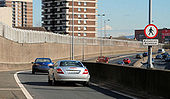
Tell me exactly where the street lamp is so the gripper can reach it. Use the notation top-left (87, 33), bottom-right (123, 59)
top-left (71, 0), bottom-right (74, 60)
top-left (98, 14), bottom-right (105, 56)
top-left (104, 19), bottom-right (110, 39)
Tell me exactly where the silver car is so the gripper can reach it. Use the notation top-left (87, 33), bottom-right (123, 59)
top-left (48, 60), bottom-right (90, 86)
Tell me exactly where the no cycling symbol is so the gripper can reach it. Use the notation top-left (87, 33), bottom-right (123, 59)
top-left (144, 24), bottom-right (158, 39)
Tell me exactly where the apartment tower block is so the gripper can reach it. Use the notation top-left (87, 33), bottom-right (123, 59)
top-left (6, 0), bottom-right (33, 27)
top-left (42, 0), bottom-right (97, 37)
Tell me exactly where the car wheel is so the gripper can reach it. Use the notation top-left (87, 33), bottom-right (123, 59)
top-left (48, 76), bottom-right (52, 85)
top-left (32, 69), bottom-right (35, 74)
top-left (83, 81), bottom-right (89, 87)
top-left (51, 78), bottom-right (57, 86)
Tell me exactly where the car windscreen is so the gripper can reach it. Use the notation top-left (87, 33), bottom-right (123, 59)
top-left (35, 59), bottom-right (51, 62)
top-left (60, 61), bottom-right (83, 67)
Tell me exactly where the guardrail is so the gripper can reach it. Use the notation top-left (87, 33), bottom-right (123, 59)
top-left (83, 62), bottom-right (170, 98)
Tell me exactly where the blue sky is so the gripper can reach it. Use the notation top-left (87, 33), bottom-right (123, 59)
top-left (33, 0), bottom-right (170, 37)
top-left (98, 0), bottom-right (170, 37)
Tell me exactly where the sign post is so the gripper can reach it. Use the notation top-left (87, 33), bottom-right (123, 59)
top-left (143, 0), bottom-right (159, 69)
top-left (144, 23), bottom-right (158, 69)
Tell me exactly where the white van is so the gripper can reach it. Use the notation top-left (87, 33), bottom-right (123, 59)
top-left (158, 49), bottom-right (165, 53)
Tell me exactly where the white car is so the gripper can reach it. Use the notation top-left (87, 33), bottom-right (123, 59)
top-left (48, 60), bottom-right (90, 86)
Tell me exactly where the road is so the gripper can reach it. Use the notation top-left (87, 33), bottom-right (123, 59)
top-left (17, 71), bottom-right (134, 99)
top-left (142, 58), bottom-right (170, 70)
top-left (109, 53), bottom-right (140, 66)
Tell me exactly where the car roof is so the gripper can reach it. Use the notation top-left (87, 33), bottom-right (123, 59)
top-left (58, 60), bottom-right (81, 62)
top-left (36, 58), bottom-right (51, 60)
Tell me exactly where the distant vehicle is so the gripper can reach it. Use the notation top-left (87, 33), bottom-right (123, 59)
top-left (96, 56), bottom-right (109, 63)
top-left (32, 58), bottom-right (54, 74)
top-left (117, 61), bottom-right (125, 65)
top-left (48, 60), bottom-right (90, 86)
top-left (161, 52), bottom-right (169, 59)
top-left (143, 52), bottom-right (148, 57)
top-left (158, 49), bottom-right (165, 53)
top-left (165, 55), bottom-right (170, 62)
top-left (136, 54), bottom-right (143, 59)
top-left (123, 58), bottom-right (131, 64)
top-left (156, 54), bottom-right (163, 59)
top-left (146, 58), bottom-right (155, 64)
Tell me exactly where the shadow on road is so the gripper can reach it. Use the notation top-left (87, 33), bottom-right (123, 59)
top-left (89, 84), bottom-right (133, 99)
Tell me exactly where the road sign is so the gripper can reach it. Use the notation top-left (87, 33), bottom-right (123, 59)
top-left (143, 39), bottom-right (158, 45)
top-left (144, 24), bottom-right (158, 39)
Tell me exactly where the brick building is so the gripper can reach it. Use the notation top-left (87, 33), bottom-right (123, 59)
top-left (135, 28), bottom-right (170, 43)
top-left (5, 0), bottom-right (33, 27)
top-left (42, 0), bottom-right (97, 37)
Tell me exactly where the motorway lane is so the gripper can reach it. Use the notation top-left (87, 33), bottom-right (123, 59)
top-left (18, 71), bottom-right (134, 99)
top-left (109, 54), bottom-right (140, 66)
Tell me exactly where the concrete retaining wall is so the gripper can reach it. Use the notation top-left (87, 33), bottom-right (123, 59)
top-left (83, 62), bottom-right (170, 98)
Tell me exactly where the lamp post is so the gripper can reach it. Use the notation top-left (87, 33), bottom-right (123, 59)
top-left (71, 0), bottom-right (74, 60)
top-left (98, 14), bottom-right (105, 56)
top-left (104, 19), bottom-right (110, 39)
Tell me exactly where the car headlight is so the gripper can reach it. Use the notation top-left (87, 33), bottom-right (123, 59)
top-left (48, 64), bottom-right (53, 66)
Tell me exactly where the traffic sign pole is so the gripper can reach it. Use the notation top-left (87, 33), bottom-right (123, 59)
top-left (148, 0), bottom-right (154, 69)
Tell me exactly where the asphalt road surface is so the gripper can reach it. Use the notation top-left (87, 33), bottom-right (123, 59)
top-left (18, 71), bottom-right (134, 99)
top-left (109, 54), bottom-right (140, 66)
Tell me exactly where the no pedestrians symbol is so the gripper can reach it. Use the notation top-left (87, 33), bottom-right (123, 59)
top-left (144, 24), bottom-right (158, 39)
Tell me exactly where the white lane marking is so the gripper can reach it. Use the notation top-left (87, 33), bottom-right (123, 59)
top-left (90, 83), bottom-right (137, 99)
top-left (14, 70), bottom-right (33, 99)
top-left (0, 88), bottom-right (21, 90)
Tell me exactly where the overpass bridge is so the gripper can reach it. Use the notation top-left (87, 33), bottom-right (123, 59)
top-left (0, 23), bottom-right (169, 99)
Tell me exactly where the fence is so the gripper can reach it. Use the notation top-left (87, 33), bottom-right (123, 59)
top-left (0, 22), bottom-right (143, 48)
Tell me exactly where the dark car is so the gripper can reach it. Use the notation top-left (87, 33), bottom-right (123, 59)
top-left (117, 61), bottom-right (125, 65)
top-left (161, 52), bottom-right (169, 59)
top-left (165, 55), bottom-right (170, 62)
top-left (136, 54), bottom-right (143, 59)
top-left (156, 54), bottom-right (163, 59)
top-left (143, 52), bottom-right (148, 57)
top-left (32, 58), bottom-right (54, 74)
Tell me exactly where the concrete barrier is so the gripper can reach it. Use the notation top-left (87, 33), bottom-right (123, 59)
top-left (0, 63), bottom-right (31, 71)
top-left (83, 62), bottom-right (170, 98)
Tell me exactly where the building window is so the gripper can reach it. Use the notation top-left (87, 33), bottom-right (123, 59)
top-left (78, 2), bottom-right (81, 5)
top-left (84, 2), bottom-right (87, 6)
top-left (84, 8), bottom-right (87, 12)
top-left (78, 26), bottom-right (81, 30)
top-left (57, 8), bottom-right (60, 11)
top-left (84, 27), bottom-right (87, 30)
top-left (78, 8), bottom-right (81, 12)
top-left (57, 27), bottom-right (60, 30)
top-left (57, 21), bottom-right (60, 24)
top-left (84, 14), bottom-right (87, 18)
top-left (78, 33), bottom-right (81, 36)
top-left (78, 20), bottom-right (81, 24)
top-left (78, 14), bottom-right (81, 18)
top-left (84, 33), bottom-right (87, 37)
top-left (84, 20), bottom-right (87, 24)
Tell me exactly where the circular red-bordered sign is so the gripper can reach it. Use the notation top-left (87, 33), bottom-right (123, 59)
top-left (144, 24), bottom-right (158, 39)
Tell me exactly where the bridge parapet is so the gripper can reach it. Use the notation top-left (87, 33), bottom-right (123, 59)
top-left (83, 62), bottom-right (170, 98)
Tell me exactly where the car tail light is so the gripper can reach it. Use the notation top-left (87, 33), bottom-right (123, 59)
top-left (83, 69), bottom-right (88, 74)
top-left (56, 68), bottom-right (64, 74)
